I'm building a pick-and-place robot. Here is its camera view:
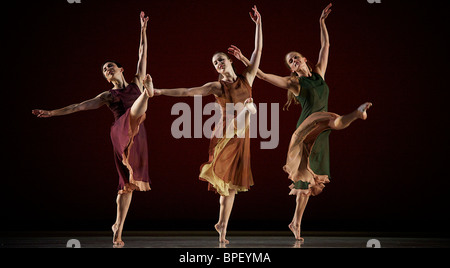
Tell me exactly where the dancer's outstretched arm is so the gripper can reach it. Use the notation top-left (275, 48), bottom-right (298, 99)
top-left (133, 11), bottom-right (149, 91)
top-left (32, 91), bottom-right (111, 118)
top-left (155, 81), bottom-right (222, 97)
top-left (315, 3), bottom-right (332, 79)
top-left (242, 5), bottom-right (263, 87)
top-left (229, 46), bottom-right (300, 96)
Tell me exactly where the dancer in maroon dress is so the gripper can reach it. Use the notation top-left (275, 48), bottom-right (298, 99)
top-left (32, 12), bottom-right (153, 247)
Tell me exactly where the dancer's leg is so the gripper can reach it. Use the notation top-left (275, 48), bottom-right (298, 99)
top-left (215, 99), bottom-right (253, 243)
top-left (130, 75), bottom-right (154, 123)
top-left (215, 189), bottom-right (236, 244)
top-left (112, 78), bottom-right (152, 246)
top-left (112, 191), bottom-right (133, 246)
top-left (130, 91), bottom-right (150, 122)
top-left (289, 192), bottom-right (310, 241)
top-left (331, 102), bottom-right (372, 130)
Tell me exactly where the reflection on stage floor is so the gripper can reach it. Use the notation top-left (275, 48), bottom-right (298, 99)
top-left (2, 231), bottom-right (449, 248)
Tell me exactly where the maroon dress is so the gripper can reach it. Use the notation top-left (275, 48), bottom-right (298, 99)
top-left (108, 83), bottom-right (151, 193)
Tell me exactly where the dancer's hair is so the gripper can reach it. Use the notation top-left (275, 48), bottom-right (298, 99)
top-left (283, 52), bottom-right (313, 111)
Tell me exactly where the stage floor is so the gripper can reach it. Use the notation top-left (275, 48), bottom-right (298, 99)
top-left (2, 232), bottom-right (449, 248)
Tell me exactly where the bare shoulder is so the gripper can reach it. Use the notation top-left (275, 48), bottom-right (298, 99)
top-left (206, 81), bottom-right (223, 97)
top-left (97, 91), bottom-right (114, 104)
top-left (314, 66), bottom-right (326, 81)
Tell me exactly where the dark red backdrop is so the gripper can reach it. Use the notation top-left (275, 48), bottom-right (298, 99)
top-left (4, 0), bottom-right (449, 233)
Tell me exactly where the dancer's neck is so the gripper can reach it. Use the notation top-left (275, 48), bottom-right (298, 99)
top-left (221, 71), bottom-right (238, 83)
top-left (111, 76), bottom-right (129, 89)
top-left (296, 67), bottom-right (312, 78)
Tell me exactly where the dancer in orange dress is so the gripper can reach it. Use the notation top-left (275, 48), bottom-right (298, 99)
top-left (155, 6), bottom-right (263, 244)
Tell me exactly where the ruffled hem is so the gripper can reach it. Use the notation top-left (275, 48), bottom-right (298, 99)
top-left (117, 110), bottom-right (151, 194)
top-left (284, 111), bottom-right (337, 196)
top-left (288, 184), bottom-right (311, 196)
top-left (199, 120), bottom-right (253, 197)
top-left (200, 177), bottom-right (250, 196)
top-left (287, 175), bottom-right (330, 196)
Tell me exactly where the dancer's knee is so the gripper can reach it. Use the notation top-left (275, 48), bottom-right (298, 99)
top-left (330, 116), bottom-right (346, 130)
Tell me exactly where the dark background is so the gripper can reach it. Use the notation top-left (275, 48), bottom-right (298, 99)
top-left (3, 0), bottom-right (449, 234)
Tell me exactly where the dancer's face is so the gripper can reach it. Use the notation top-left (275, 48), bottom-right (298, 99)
top-left (102, 62), bottom-right (123, 82)
top-left (286, 52), bottom-right (308, 73)
top-left (212, 53), bottom-right (233, 74)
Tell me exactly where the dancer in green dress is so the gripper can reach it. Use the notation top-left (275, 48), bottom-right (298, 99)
top-left (229, 3), bottom-right (372, 241)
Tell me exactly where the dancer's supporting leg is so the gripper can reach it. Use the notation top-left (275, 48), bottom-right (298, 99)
top-left (215, 190), bottom-right (237, 244)
top-left (214, 99), bottom-right (255, 244)
top-left (289, 192), bottom-right (310, 241)
top-left (112, 191), bottom-right (133, 246)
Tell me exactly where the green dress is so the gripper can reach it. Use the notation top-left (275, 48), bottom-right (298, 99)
top-left (291, 72), bottom-right (331, 191)
top-left (297, 73), bottom-right (331, 177)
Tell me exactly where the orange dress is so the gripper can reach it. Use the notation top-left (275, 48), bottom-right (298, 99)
top-left (199, 75), bottom-right (254, 196)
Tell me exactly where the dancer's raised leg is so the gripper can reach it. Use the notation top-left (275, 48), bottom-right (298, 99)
top-left (215, 190), bottom-right (236, 244)
top-left (331, 102), bottom-right (372, 130)
top-left (130, 74), bottom-right (154, 125)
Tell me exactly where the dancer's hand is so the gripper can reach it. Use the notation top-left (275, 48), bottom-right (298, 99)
top-left (32, 109), bottom-right (53, 118)
top-left (140, 11), bottom-right (149, 29)
top-left (243, 97), bottom-right (254, 106)
top-left (244, 98), bottom-right (257, 115)
top-left (143, 74), bottom-right (154, 98)
top-left (320, 3), bottom-right (332, 21)
top-left (249, 5), bottom-right (261, 25)
top-left (228, 45), bottom-right (244, 61)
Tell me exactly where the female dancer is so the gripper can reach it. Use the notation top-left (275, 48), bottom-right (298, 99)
top-left (154, 6), bottom-right (262, 244)
top-left (229, 3), bottom-right (372, 241)
top-left (32, 12), bottom-right (154, 246)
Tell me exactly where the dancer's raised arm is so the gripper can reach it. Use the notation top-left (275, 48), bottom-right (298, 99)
top-left (242, 5), bottom-right (263, 86)
top-left (32, 91), bottom-right (111, 118)
top-left (155, 81), bottom-right (222, 97)
top-left (229, 45), bottom-right (300, 96)
top-left (133, 11), bottom-right (149, 91)
top-left (315, 3), bottom-right (332, 79)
